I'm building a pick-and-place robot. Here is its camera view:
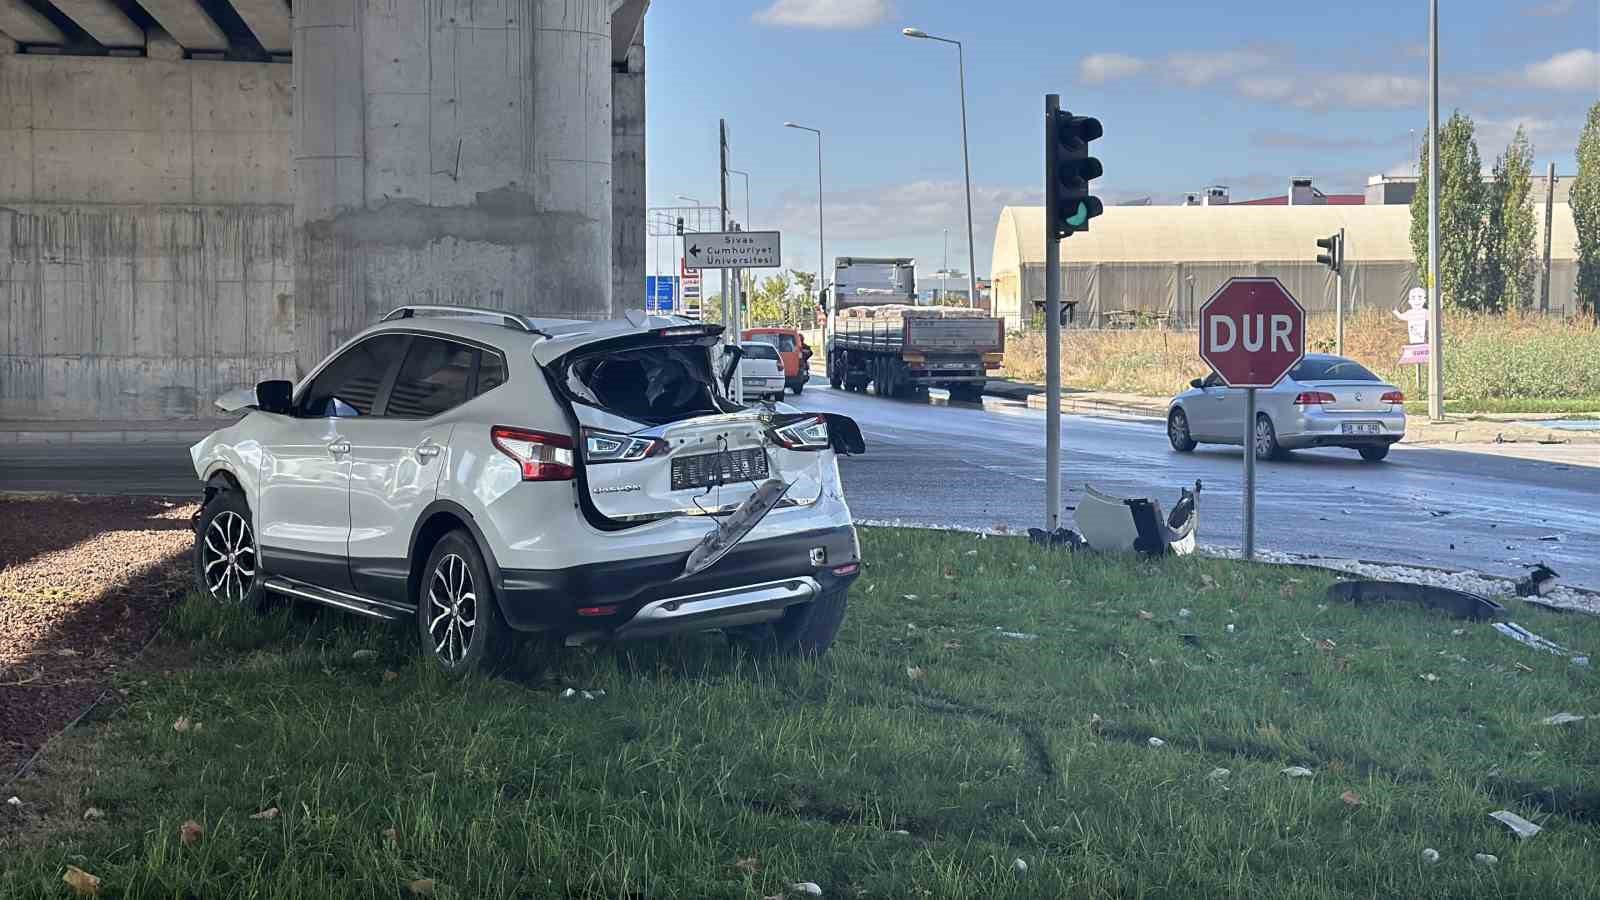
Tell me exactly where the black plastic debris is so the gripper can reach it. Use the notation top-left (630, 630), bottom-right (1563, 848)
top-left (1027, 527), bottom-right (1087, 551)
top-left (1324, 580), bottom-right (1506, 622)
top-left (1516, 564), bottom-right (1560, 598)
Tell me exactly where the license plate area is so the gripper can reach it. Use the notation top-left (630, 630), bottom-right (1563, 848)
top-left (1341, 422), bottom-right (1383, 435)
top-left (671, 448), bottom-right (769, 491)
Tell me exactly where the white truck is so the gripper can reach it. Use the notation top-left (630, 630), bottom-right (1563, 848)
top-left (826, 257), bottom-right (1005, 402)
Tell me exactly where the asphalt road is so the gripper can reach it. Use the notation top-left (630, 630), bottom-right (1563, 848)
top-left (800, 385), bottom-right (1600, 590)
top-left (2, 389), bottom-right (1596, 587)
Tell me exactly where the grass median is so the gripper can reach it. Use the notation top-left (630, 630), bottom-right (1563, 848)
top-left (3, 527), bottom-right (1598, 898)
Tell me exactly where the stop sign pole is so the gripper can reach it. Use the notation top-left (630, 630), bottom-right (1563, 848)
top-left (1198, 278), bottom-right (1306, 560)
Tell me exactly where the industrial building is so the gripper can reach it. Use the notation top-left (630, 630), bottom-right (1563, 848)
top-left (990, 177), bottom-right (1581, 332)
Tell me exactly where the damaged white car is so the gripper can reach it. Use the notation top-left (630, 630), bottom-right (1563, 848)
top-left (189, 306), bottom-right (865, 674)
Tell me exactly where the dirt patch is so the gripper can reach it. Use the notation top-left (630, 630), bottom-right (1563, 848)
top-left (0, 496), bottom-right (197, 781)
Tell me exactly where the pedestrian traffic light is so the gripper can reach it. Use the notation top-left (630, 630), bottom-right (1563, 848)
top-left (1315, 232), bottom-right (1343, 273)
top-left (1047, 109), bottom-right (1104, 239)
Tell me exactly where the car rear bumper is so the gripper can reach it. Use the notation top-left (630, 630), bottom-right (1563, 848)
top-left (742, 377), bottom-right (786, 393)
top-left (1278, 408), bottom-right (1406, 449)
top-left (494, 524), bottom-right (861, 635)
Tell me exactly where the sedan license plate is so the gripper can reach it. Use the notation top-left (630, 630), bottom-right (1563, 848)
top-left (1342, 422), bottom-right (1383, 435)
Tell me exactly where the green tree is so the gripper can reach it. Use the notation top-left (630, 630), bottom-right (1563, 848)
top-left (1574, 101), bottom-right (1600, 320)
top-left (747, 272), bottom-right (791, 326)
top-left (1410, 111), bottom-right (1488, 309)
top-left (1484, 127), bottom-right (1537, 310)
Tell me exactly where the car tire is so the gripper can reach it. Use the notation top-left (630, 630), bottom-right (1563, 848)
top-left (193, 487), bottom-right (268, 610)
top-left (417, 529), bottom-right (512, 676)
top-left (1359, 445), bottom-right (1391, 462)
top-left (1168, 408), bottom-right (1198, 452)
top-left (790, 381), bottom-right (805, 396)
top-left (1254, 413), bottom-right (1284, 460)
top-left (828, 355), bottom-right (843, 389)
top-left (734, 585), bottom-right (849, 658)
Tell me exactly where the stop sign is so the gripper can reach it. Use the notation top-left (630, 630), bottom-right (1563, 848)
top-left (1199, 277), bottom-right (1306, 388)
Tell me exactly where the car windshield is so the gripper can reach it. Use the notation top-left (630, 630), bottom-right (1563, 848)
top-left (1291, 358), bottom-right (1382, 382)
top-left (740, 344), bottom-right (780, 361)
top-left (777, 334), bottom-right (797, 352)
top-left (562, 343), bottom-right (723, 423)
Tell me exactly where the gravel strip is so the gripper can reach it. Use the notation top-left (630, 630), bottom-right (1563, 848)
top-left (0, 496), bottom-right (197, 778)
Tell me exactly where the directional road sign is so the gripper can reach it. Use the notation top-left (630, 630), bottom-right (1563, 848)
top-left (644, 275), bottom-right (677, 313)
top-left (683, 231), bottom-right (781, 269)
top-left (1199, 277), bottom-right (1306, 389)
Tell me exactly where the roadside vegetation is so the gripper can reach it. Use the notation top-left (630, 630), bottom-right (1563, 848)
top-left (5, 528), bottom-right (1598, 898)
top-left (1002, 309), bottom-right (1600, 414)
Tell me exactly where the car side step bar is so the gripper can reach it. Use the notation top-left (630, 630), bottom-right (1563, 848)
top-left (263, 576), bottom-right (415, 622)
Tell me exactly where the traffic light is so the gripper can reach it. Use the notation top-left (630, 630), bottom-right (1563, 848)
top-left (675, 217), bottom-right (684, 236)
top-left (1047, 109), bottom-right (1104, 239)
top-left (1315, 232), bottom-right (1343, 273)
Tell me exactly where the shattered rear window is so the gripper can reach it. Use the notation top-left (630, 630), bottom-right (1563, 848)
top-left (562, 344), bottom-right (723, 423)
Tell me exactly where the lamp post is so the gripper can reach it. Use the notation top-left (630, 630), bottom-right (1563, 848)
top-left (903, 26), bottom-right (977, 308)
top-left (726, 169), bottom-right (752, 230)
top-left (785, 122), bottom-right (826, 340)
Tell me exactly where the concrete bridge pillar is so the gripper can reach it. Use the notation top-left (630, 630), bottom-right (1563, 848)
top-left (293, 0), bottom-right (622, 370)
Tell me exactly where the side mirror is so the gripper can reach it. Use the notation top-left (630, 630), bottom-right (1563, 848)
top-left (256, 379), bottom-right (294, 415)
top-left (1189, 378), bottom-right (1205, 390)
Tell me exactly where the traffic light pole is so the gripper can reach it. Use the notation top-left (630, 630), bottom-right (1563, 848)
top-left (1043, 94), bottom-right (1063, 531)
top-left (1335, 228), bottom-right (1345, 357)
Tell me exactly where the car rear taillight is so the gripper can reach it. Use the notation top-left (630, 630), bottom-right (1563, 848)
top-left (491, 426), bottom-right (575, 481)
top-left (582, 428), bottom-right (667, 463)
top-left (1381, 391), bottom-right (1405, 404)
top-left (1293, 391), bottom-right (1336, 406)
top-left (769, 415), bottom-right (831, 451)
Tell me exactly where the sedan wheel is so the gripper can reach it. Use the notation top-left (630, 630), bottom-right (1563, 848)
top-left (1254, 414), bottom-right (1283, 460)
top-left (1168, 409), bottom-right (1197, 452)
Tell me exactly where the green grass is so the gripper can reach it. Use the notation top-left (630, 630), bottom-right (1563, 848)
top-left (4, 528), bottom-right (1599, 898)
top-left (1401, 397), bottom-right (1600, 416)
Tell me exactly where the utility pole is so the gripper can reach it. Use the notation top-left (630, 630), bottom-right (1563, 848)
top-left (1336, 228), bottom-right (1345, 356)
top-left (1426, 0), bottom-right (1444, 422)
top-left (1541, 162), bottom-right (1556, 314)
top-left (1043, 94), bottom-right (1063, 532)
top-left (719, 120), bottom-right (731, 336)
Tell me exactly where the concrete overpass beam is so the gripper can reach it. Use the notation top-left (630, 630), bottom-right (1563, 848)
top-left (47, 0), bottom-right (143, 48)
top-left (229, 0), bottom-right (290, 53)
top-left (138, 0), bottom-right (228, 52)
top-left (0, 1), bottom-right (65, 45)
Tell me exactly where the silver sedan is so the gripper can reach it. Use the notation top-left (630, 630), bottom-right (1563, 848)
top-left (1166, 354), bottom-right (1407, 462)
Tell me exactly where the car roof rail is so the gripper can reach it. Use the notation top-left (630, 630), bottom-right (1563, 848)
top-left (381, 305), bottom-right (545, 335)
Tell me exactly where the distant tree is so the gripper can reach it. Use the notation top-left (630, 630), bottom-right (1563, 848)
top-left (1410, 111), bottom-right (1488, 310)
top-left (747, 272), bottom-right (791, 326)
top-left (1484, 127), bottom-right (1537, 310)
top-left (1574, 101), bottom-right (1600, 321)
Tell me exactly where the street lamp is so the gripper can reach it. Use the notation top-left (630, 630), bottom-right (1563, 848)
top-left (726, 170), bottom-right (752, 229)
top-left (785, 122), bottom-right (826, 338)
top-left (903, 25), bottom-right (977, 309)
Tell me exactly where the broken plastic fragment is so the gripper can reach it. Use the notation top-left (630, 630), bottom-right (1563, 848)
top-left (1011, 859), bottom-right (1029, 876)
top-left (1540, 712), bottom-right (1585, 726)
top-left (1074, 481), bottom-right (1200, 557)
top-left (1207, 767), bottom-right (1231, 781)
top-left (1515, 563), bottom-right (1560, 597)
top-left (1326, 580), bottom-right (1504, 621)
top-left (1493, 622), bottom-right (1576, 657)
top-left (1147, 737), bottom-right (1166, 748)
top-left (1474, 853), bottom-right (1499, 867)
top-left (1280, 766), bottom-right (1315, 778)
top-left (1488, 809), bottom-right (1542, 840)
top-left (789, 882), bottom-right (823, 897)
top-left (1421, 848), bottom-right (1440, 864)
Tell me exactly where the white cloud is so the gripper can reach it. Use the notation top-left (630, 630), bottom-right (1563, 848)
top-left (752, 0), bottom-right (891, 29)
top-left (1165, 48), bottom-right (1272, 86)
top-left (1523, 49), bottom-right (1600, 90)
top-left (1236, 72), bottom-right (1425, 110)
top-left (1078, 53), bottom-right (1147, 84)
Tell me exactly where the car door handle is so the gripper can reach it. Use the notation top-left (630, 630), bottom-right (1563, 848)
top-left (327, 439), bottom-right (351, 456)
top-left (415, 441), bottom-right (442, 461)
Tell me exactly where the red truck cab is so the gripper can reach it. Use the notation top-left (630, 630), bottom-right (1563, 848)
top-left (741, 327), bottom-right (812, 395)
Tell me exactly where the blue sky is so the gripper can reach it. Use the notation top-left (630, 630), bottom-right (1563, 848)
top-left (643, 0), bottom-right (1599, 281)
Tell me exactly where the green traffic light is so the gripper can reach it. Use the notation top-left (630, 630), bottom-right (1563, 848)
top-left (1066, 202), bottom-right (1089, 228)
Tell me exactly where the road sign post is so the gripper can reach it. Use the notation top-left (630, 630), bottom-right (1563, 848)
top-left (1199, 277), bottom-right (1306, 561)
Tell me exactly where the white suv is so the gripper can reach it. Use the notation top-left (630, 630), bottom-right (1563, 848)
top-left (190, 306), bottom-right (864, 673)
